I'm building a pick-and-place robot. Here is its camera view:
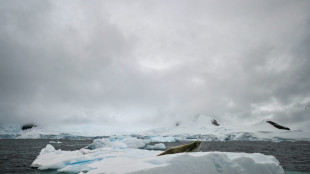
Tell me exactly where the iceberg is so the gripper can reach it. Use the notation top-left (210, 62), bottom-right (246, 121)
top-left (32, 137), bottom-right (284, 174)
top-left (144, 143), bottom-right (166, 150)
top-left (32, 143), bottom-right (284, 174)
top-left (86, 136), bottom-right (166, 150)
top-left (86, 137), bottom-right (145, 150)
top-left (145, 136), bottom-right (177, 142)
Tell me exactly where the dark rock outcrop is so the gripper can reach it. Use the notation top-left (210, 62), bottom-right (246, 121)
top-left (21, 123), bottom-right (37, 130)
top-left (211, 119), bottom-right (220, 126)
top-left (266, 121), bottom-right (290, 130)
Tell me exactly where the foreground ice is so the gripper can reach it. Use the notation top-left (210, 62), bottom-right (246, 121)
top-left (32, 138), bottom-right (284, 174)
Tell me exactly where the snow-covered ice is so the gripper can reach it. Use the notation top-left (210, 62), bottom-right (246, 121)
top-left (32, 138), bottom-right (285, 174)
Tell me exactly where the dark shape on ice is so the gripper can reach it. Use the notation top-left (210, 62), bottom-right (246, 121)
top-left (157, 140), bottom-right (201, 156)
top-left (175, 122), bottom-right (180, 127)
top-left (266, 121), bottom-right (290, 130)
top-left (21, 123), bottom-right (37, 130)
top-left (211, 119), bottom-right (220, 126)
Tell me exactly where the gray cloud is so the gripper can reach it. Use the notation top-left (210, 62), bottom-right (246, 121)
top-left (0, 0), bottom-right (310, 130)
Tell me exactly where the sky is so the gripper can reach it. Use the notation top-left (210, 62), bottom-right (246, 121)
top-left (0, 0), bottom-right (310, 130)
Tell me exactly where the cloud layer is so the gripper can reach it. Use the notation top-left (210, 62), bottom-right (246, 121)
top-left (1, 0), bottom-right (310, 130)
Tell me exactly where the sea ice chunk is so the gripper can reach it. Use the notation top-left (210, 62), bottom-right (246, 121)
top-left (40, 144), bottom-right (55, 154)
top-left (145, 136), bottom-right (177, 142)
top-left (32, 144), bottom-right (284, 174)
top-left (86, 137), bottom-right (145, 150)
top-left (144, 143), bottom-right (166, 150)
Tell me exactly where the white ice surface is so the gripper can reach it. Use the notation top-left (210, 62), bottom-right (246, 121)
top-left (32, 142), bottom-right (284, 174)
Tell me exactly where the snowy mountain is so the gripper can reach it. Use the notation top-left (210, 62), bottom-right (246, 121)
top-left (144, 114), bottom-right (309, 141)
top-left (1, 115), bottom-right (309, 141)
top-left (0, 124), bottom-right (131, 139)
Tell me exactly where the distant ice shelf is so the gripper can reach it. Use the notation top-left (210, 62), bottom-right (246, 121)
top-left (1, 115), bottom-right (309, 142)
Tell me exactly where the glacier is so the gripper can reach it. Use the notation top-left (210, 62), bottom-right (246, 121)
top-left (1, 115), bottom-right (309, 142)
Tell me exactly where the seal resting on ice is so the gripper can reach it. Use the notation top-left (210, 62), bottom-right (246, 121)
top-left (157, 140), bottom-right (201, 156)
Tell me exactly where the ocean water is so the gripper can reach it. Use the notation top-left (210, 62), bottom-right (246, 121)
top-left (0, 139), bottom-right (309, 174)
top-left (0, 139), bottom-right (92, 174)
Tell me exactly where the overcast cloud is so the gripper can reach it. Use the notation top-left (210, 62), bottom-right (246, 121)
top-left (0, 0), bottom-right (310, 130)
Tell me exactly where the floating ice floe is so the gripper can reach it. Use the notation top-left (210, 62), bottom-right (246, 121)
top-left (144, 136), bottom-right (177, 142)
top-left (86, 137), bottom-right (166, 151)
top-left (32, 138), bottom-right (284, 174)
top-left (32, 142), bottom-right (284, 174)
top-left (86, 137), bottom-right (145, 150)
top-left (144, 143), bottom-right (166, 150)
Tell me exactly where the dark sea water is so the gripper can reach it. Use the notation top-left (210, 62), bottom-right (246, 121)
top-left (0, 139), bottom-right (309, 174)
